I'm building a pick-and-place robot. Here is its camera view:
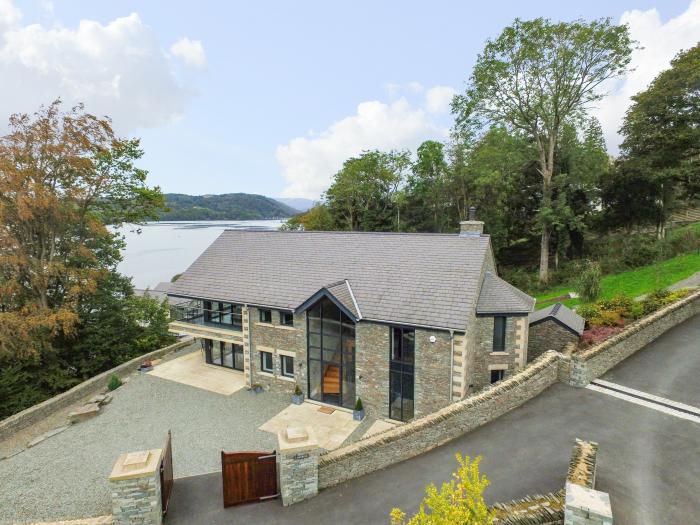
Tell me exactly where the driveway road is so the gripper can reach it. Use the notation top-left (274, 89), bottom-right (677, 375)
top-left (166, 314), bottom-right (700, 525)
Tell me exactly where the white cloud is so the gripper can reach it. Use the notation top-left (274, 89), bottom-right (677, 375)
top-left (0, 2), bottom-right (204, 133)
top-left (170, 37), bottom-right (206, 68)
top-left (0, 0), bottom-right (21, 27)
top-left (277, 92), bottom-right (452, 199)
top-left (594, 0), bottom-right (700, 153)
top-left (425, 85), bottom-right (457, 114)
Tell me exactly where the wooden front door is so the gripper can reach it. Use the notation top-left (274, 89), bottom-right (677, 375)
top-left (221, 451), bottom-right (278, 507)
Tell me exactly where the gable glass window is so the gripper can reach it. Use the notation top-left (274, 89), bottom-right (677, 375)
top-left (280, 311), bottom-right (294, 327)
top-left (490, 369), bottom-right (505, 383)
top-left (260, 351), bottom-right (273, 373)
top-left (281, 355), bottom-right (294, 378)
top-left (202, 339), bottom-right (244, 371)
top-left (389, 327), bottom-right (415, 422)
top-left (201, 300), bottom-right (242, 330)
top-left (492, 316), bottom-right (507, 352)
top-left (307, 297), bottom-right (356, 409)
top-left (259, 309), bottom-right (272, 323)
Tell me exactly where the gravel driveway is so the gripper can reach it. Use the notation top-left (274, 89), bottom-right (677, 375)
top-left (0, 348), bottom-right (289, 524)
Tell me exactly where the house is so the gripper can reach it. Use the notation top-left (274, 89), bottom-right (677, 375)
top-left (167, 218), bottom-right (535, 421)
top-left (528, 303), bottom-right (584, 361)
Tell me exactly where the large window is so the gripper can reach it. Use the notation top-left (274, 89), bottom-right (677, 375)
top-left (202, 301), bottom-right (242, 330)
top-left (281, 355), bottom-right (294, 378)
top-left (390, 327), bottom-right (415, 421)
top-left (260, 351), bottom-right (273, 373)
top-left (492, 316), bottom-right (506, 352)
top-left (307, 297), bottom-right (355, 409)
top-left (203, 339), bottom-right (244, 371)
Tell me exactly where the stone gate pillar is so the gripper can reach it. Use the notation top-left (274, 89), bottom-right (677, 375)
top-left (108, 448), bottom-right (163, 525)
top-left (277, 426), bottom-right (320, 506)
top-left (564, 482), bottom-right (613, 525)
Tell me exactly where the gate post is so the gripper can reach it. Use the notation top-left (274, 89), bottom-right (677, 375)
top-left (277, 426), bottom-right (320, 506)
top-left (109, 448), bottom-right (163, 525)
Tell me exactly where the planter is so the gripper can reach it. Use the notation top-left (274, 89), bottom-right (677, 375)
top-left (292, 393), bottom-right (304, 405)
top-left (250, 384), bottom-right (264, 394)
top-left (138, 365), bottom-right (153, 373)
top-left (353, 408), bottom-right (365, 421)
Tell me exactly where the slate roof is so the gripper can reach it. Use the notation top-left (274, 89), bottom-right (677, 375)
top-left (325, 280), bottom-right (361, 319)
top-left (476, 272), bottom-right (535, 315)
top-left (529, 303), bottom-right (585, 335)
top-left (168, 230), bottom-right (495, 331)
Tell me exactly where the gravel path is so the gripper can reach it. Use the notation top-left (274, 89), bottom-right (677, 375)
top-left (0, 351), bottom-right (289, 524)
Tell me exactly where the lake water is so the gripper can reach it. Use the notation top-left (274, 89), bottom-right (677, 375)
top-left (115, 220), bottom-right (284, 289)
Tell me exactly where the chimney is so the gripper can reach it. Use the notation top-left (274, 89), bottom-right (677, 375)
top-left (459, 207), bottom-right (484, 237)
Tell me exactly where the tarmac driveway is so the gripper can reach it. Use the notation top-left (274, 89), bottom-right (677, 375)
top-left (165, 314), bottom-right (700, 525)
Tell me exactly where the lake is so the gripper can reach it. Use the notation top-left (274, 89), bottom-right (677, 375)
top-left (115, 220), bottom-right (284, 289)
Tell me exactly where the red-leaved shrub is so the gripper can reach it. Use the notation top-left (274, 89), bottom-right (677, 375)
top-left (580, 326), bottom-right (625, 346)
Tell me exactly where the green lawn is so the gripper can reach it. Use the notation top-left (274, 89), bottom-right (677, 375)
top-left (533, 252), bottom-right (700, 309)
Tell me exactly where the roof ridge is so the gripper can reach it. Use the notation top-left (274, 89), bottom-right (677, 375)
top-left (222, 229), bottom-right (491, 238)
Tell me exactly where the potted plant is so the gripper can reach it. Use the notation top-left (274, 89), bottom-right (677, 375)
top-left (139, 360), bottom-right (153, 372)
top-left (353, 398), bottom-right (365, 421)
top-left (292, 384), bottom-right (304, 405)
top-left (249, 383), bottom-right (264, 394)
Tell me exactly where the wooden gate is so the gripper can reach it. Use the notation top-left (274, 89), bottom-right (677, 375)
top-left (221, 451), bottom-right (278, 507)
top-left (160, 430), bottom-right (174, 515)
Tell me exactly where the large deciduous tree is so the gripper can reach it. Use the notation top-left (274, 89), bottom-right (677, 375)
top-left (453, 17), bottom-right (633, 283)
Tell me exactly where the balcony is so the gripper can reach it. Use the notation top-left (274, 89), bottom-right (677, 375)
top-left (169, 299), bottom-right (244, 342)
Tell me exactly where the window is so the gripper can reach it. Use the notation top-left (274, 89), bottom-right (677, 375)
top-left (280, 311), bottom-right (294, 327)
top-left (389, 327), bottom-right (415, 422)
top-left (492, 316), bottom-right (506, 352)
top-left (281, 355), bottom-right (294, 378)
top-left (490, 369), bottom-right (505, 384)
top-left (259, 309), bottom-right (272, 323)
top-left (260, 351), bottom-right (273, 373)
top-left (200, 300), bottom-right (242, 330)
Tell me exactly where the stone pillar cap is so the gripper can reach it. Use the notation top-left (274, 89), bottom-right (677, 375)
top-left (565, 482), bottom-right (612, 519)
top-left (109, 448), bottom-right (162, 481)
top-left (278, 426), bottom-right (318, 454)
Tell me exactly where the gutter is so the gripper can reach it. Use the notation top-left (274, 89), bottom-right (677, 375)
top-left (449, 330), bottom-right (454, 402)
top-left (245, 303), bottom-right (253, 388)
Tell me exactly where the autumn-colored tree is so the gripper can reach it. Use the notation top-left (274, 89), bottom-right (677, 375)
top-left (0, 100), bottom-right (165, 359)
top-left (390, 454), bottom-right (492, 525)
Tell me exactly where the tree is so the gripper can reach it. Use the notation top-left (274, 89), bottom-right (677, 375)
top-left (406, 141), bottom-right (450, 232)
top-left (0, 100), bottom-right (165, 358)
top-left (390, 454), bottom-right (492, 525)
top-left (453, 17), bottom-right (633, 283)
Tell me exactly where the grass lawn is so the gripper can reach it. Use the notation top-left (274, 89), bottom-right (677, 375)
top-left (533, 252), bottom-right (700, 309)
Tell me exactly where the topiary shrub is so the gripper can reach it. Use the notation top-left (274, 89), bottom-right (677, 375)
top-left (574, 261), bottom-right (602, 303)
top-left (107, 374), bottom-right (122, 391)
top-left (354, 398), bottom-right (363, 411)
top-left (294, 384), bottom-right (302, 396)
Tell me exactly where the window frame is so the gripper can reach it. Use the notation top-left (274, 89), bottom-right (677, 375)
top-left (389, 326), bottom-right (415, 422)
top-left (490, 369), bottom-right (505, 384)
top-left (280, 311), bottom-right (294, 327)
top-left (260, 350), bottom-right (274, 373)
top-left (280, 355), bottom-right (294, 378)
top-left (492, 316), bottom-right (507, 352)
top-left (259, 309), bottom-right (272, 324)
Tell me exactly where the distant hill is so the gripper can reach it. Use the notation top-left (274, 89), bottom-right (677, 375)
top-left (160, 193), bottom-right (300, 221)
top-left (274, 197), bottom-right (315, 212)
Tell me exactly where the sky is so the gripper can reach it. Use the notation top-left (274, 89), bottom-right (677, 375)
top-left (1, 1), bottom-right (699, 200)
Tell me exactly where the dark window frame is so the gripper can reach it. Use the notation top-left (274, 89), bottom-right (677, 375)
top-left (280, 355), bottom-right (294, 378)
top-left (492, 316), bottom-right (507, 352)
top-left (490, 369), bottom-right (505, 383)
top-left (260, 350), bottom-right (273, 373)
top-left (389, 326), bottom-right (415, 422)
top-left (280, 311), bottom-right (294, 327)
top-left (259, 309), bottom-right (272, 324)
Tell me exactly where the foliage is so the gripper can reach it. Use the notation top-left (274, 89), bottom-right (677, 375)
top-left (453, 16), bottom-right (633, 283)
top-left (294, 384), bottom-right (302, 396)
top-left (354, 398), bottom-right (363, 411)
top-left (390, 454), bottom-right (492, 525)
top-left (574, 261), bottom-right (601, 303)
top-left (580, 326), bottom-right (624, 346)
top-left (576, 303), bottom-right (601, 322)
top-left (107, 374), bottom-right (123, 391)
top-left (640, 288), bottom-right (692, 315)
top-left (160, 193), bottom-right (299, 220)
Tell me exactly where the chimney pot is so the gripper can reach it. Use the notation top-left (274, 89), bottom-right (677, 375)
top-left (459, 211), bottom-right (484, 237)
top-left (468, 206), bottom-right (477, 221)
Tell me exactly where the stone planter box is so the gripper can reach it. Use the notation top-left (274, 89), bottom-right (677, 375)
top-left (353, 409), bottom-right (365, 421)
top-left (292, 393), bottom-right (304, 405)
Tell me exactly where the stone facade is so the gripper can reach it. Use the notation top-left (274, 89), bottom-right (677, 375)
top-left (472, 314), bottom-right (527, 389)
top-left (528, 320), bottom-right (580, 362)
top-left (277, 427), bottom-right (320, 506)
top-left (108, 449), bottom-right (162, 525)
top-left (355, 322), bottom-right (390, 418)
top-left (414, 329), bottom-right (452, 417)
top-left (248, 307), bottom-right (307, 395)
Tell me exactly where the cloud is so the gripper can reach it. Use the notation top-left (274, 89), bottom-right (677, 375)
top-left (170, 37), bottom-right (206, 68)
top-left (425, 86), bottom-right (457, 114)
top-left (0, 2), bottom-right (204, 134)
top-left (0, 0), bottom-right (20, 27)
top-left (277, 92), bottom-right (452, 199)
top-left (593, 0), bottom-right (700, 153)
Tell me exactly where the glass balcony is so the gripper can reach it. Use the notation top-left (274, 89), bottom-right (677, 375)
top-left (169, 299), bottom-right (243, 332)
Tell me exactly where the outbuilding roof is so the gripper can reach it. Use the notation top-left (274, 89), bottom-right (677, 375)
top-left (529, 303), bottom-right (585, 336)
top-left (476, 272), bottom-right (535, 315)
top-left (168, 230), bottom-right (531, 331)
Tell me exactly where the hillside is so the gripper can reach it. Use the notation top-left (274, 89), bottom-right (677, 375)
top-left (274, 197), bottom-right (315, 212)
top-left (160, 193), bottom-right (299, 220)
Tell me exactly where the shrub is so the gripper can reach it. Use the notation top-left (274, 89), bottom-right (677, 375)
top-left (628, 302), bottom-right (644, 319)
top-left (580, 326), bottom-right (625, 346)
top-left (576, 303), bottom-right (601, 322)
top-left (107, 374), bottom-right (122, 391)
top-left (354, 398), bottom-right (363, 411)
top-left (589, 310), bottom-right (624, 328)
top-left (620, 236), bottom-right (662, 269)
top-left (574, 261), bottom-right (602, 303)
top-left (294, 384), bottom-right (302, 396)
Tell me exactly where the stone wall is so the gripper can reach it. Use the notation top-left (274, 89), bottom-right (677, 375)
top-left (568, 288), bottom-right (700, 386)
top-left (248, 307), bottom-right (306, 394)
top-left (472, 315), bottom-right (525, 388)
top-left (318, 351), bottom-right (561, 489)
top-left (492, 492), bottom-right (565, 525)
top-left (108, 449), bottom-right (163, 525)
top-left (528, 321), bottom-right (580, 363)
top-left (355, 322), bottom-right (390, 418)
top-left (0, 339), bottom-right (191, 442)
top-left (414, 329), bottom-right (452, 417)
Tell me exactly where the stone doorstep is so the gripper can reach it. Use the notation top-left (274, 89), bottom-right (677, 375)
top-left (68, 402), bottom-right (101, 424)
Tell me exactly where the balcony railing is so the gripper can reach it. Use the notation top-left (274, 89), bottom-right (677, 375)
top-left (170, 300), bottom-right (243, 332)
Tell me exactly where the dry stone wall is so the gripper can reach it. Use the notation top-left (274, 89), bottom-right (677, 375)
top-left (528, 321), bottom-right (579, 362)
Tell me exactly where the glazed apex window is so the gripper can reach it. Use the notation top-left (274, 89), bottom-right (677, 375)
top-left (492, 316), bottom-right (507, 352)
top-left (259, 309), bottom-right (272, 323)
top-left (260, 351), bottom-right (273, 373)
top-left (280, 311), bottom-right (294, 327)
top-left (281, 355), bottom-right (294, 378)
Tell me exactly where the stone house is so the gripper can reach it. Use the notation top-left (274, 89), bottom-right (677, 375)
top-left (167, 219), bottom-right (535, 421)
top-left (528, 303), bottom-right (584, 361)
